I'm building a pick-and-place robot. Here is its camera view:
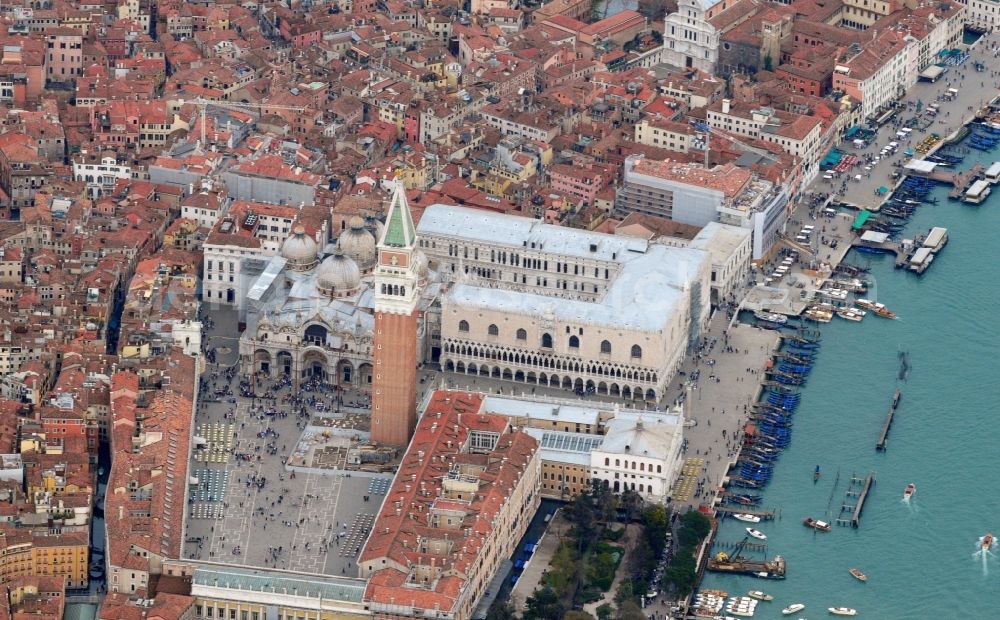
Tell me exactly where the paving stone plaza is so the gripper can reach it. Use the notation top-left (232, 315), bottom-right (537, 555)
top-left (183, 309), bottom-right (392, 577)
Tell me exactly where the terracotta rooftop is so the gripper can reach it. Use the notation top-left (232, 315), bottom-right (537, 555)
top-left (629, 157), bottom-right (753, 199)
top-left (360, 391), bottom-right (538, 616)
top-left (105, 357), bottom-right (194, 575)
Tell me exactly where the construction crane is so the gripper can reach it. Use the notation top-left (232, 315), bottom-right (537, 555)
top-left (690, 120), bottom-right (782, 167)
top-left (188, 98), bottom-right (307, 145)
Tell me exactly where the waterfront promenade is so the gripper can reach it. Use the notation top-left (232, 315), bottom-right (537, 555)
top-left (691, 32), bottom-right (1000, 505)
top-left (816, 33), bottom-right (1000, 209)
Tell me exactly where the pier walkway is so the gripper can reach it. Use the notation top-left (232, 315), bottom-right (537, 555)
top-left (876, 389), bottom-right (902, 450)
top-left (714, 507), bottom-right (777, 520)
top-left (852, 473), bottom-right (876, 528)
top-left (836, 472), bottom-right (876, 528)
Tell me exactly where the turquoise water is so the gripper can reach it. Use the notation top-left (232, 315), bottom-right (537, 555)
top-left (701, 145), bottom-right (1000, 618)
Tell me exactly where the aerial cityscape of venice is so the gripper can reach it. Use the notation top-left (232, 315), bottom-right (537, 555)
top-left (0, 0), bottom-right (994, 617)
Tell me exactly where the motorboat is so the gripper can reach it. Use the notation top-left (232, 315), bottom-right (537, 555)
top-left (872, 305), bottom-right (897, 319)
top-left (700, 589), bottom-right (729, 598)
top-left (747, 591), bottom-right (774, 601)
top-left (803, 306), bottom-right (834, 323)
top-left (755, 310), bottom-right (788, 325)
top-left (829, 607), bottom-right (857, 616)
top-left (782, 603), bottom-right (806, 615)
top-left (733, 513), bottom-right (761, 523)
top-left (903, 483), bottom-right (916, 501)
top-left (983, 533), bottom-right (994, 550)
top-left (856, 298), bottom-right (897, 319)
top-left (746, 528), bottom-right (767, 540)
top-left (836, 307), bottom-right (866, 321)
top-left (803, 517), bottom-right (832, 532)
top-left (725, 598), bottom-right (757, 615)
top-left (849, 568), bottom-right (868, 582)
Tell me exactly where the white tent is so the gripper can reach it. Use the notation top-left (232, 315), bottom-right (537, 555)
top-left (860, 231), bottom-right (890, 243)
top-left (904, 159), bottom-right (938, 174)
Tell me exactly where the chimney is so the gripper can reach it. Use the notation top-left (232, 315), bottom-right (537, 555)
top-left (722, 98), bottom-right (731, 114)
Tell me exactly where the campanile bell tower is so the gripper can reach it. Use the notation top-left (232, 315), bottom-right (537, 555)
top-left (370, 185), bottom-right (419, 446)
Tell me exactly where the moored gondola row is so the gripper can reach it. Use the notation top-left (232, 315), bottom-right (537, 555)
top-left (723, 330), bottom-right (821, 495)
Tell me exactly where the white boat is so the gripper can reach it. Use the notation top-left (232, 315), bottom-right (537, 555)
top-left (903, 483), bottom-right (915, 500)
top-left (782, 603), bottom-right (806, 615)
top-left (746, 528), bottom-right (767, 540)
top-left (836, 307), bottom-right (865, 322)
top-left (803, 306), bottom-right (834, 323)
top-left (747, 591), bottom-right (773, 601)
top-left (733, 513), bottom-right (761, 523)
top-left (755, 310), bottom-right (788, 325)
top-left (829, 607), bottom-right (857, 616)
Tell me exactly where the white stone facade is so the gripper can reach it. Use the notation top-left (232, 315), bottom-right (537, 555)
top-left (965, 0), bottom-right (1000, 32)
top-left (418, 205), bottom-right (712, 402)
top-left (662, 0), bottom-right (720, 74)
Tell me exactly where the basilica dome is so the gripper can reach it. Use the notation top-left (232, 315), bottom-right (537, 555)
top-left (281, 225), bottom-right (319, 271)
top-left (338, 216), bottom-right (377, 272)
top-left (316, 250), bottom-right (361, 298)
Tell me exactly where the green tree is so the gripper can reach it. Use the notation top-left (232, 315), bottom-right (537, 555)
top-left (626, 538), bottom-right (654, 579)
top-left (587, 550), bottom-right (617, 591)
top-left (615, 600), bottom-right (647, 620)
top-left (665, 563), bottom-right (696, 595)
top-left (485, 600), bottom-right (517, 620)
top-left (764, 54), bottom-right (774, 72)
top-left (546, 540), bottom-right (579, 597)
top-left (664, 549), bottom-right (697, 595)
top-left (596, 603), bottom-right (614, 620)
top-left (570, 491), bottom-right (598, 552)
top-left (524, 587), bottom-right (567, 620)
top-left (613, 578), bottom-right (634, 605)
top-left (680, 511), bottom-right (711, 539)
top-left (619, 490), bottom-right (642, 522)
top-left (594, 483), bottom-right (619, 525)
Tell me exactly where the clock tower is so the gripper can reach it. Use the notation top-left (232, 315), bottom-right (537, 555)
top-left (371, 185), bottom-right (420, 447)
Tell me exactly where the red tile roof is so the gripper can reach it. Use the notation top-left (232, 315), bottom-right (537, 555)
top-left (360, 391), bottom-right (538, 616)
top-left (105, 356), bottom-right (194, 574)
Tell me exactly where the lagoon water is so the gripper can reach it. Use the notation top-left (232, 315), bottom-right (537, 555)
top-left (700, 145), bottom-right (1000, 617)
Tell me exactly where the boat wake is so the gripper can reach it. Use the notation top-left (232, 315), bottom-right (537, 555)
top-left (973, 535), bottom-right (995, 575)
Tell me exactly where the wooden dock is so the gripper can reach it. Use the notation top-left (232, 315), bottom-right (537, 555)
top-left (851, 473), bottom-right (876, 528)
top-left (851, 237), bottom-right (902, 255)
top-left (706, 555), bottom-right (786, 579)
top-left (836, 473), bottom-right (863, 527)
top-left (876, 389), bottom-right (902, 450)
top-left (711, 540), bottom-right (768, 553)
top-left (714, 506), bottom-right (777, 520)
top-left (909, 162), bottom-right (983, 194)
top-left (947, 164), bottom-right (985, 199)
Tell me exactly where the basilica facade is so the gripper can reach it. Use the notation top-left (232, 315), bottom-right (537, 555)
top-left (237, 190), bottom-right (436, 396)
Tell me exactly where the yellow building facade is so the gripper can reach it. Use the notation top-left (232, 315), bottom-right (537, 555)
top-left (0, 529), bottom-right (89, 589)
